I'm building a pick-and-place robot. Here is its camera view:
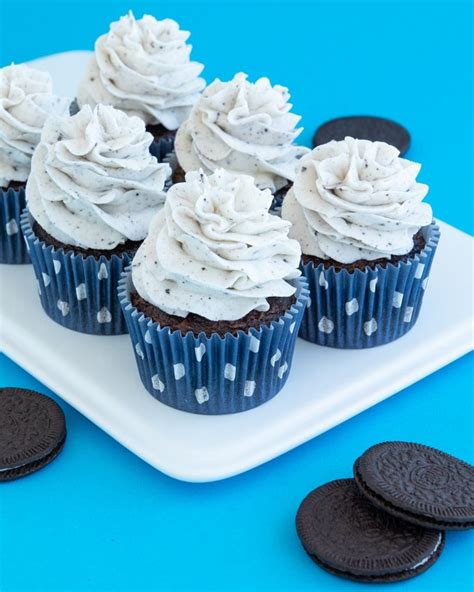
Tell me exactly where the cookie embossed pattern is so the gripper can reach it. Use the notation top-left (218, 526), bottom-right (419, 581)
top-left (354, 442), bottom-right (474, 530)
top-left (296, 479), bottom-right (445, 583)
top-left (296, 442), bottom-right (472, 582)
top-left (0, 387), bottom-right (66, 481)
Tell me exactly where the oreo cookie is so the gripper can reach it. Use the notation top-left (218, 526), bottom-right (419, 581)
top-left (0, 387), bottom-right (66, 482)
top-left (296, 479), bottom-right (444, 583)
top-left (354, 442), bottom-right (474, 530)
top-left (312, 116), bottom-right (410, 155)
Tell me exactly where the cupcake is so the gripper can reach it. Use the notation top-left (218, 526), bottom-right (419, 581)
top-left (22, 103), bottom-right (171, 335)
top-left (282, 137), bottom-right (440, 348)
top-left (173, 72), bottom-right (309, 212)
top-left (0, 64), bottom-right (69, 264)
top-left (118, 168), bottom-right (309, 414)
top-left (77, 11), bottom-right (205, 161)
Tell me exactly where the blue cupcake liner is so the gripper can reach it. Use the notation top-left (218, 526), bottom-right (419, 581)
top-left (270, 198), bottom-right (283, 217)
top-left (270, 186), bottom-right (292, 216)
top-left (21, 210), bottom-right (133, 335)
top-left (149, 134), bottom-right (175, 162)
top-left (162, 150), bottom-right (178, 176)
top-left (118, 268), bottom-right (309, 414)
top-left (1, 186), bottom-right (29, 264)
top-left (299, 222), bottom-right (440, 349)
top-left (69, 98), bottom-right (80, 115)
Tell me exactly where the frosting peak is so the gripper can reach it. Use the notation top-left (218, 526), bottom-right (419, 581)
top-left (77, 12), bottom-right (205, 129)
top-left (175, 73), bottom-right (310, 192)
top-left (132, 169), bottom-right (302, 321)
top-left (0, 64), bottom-right (70, 186)
top-left (282, 137), bottom-right (432, 263)
top-left (27, 104), bottom-right (171, 249)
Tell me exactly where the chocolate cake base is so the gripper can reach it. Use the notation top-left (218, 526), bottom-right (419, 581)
top-left (32, 221), bottom-right (141, 259)
top-left (131, 291), bottom-right (296, 337)
top-left (302, 230), bottom-right (426, 273)
top-left (171, 161), bottom-right (187, 184)
top-left (146, 123), bottom-right (177, 143)
top-left (2, 180), bottom-right (27, 191)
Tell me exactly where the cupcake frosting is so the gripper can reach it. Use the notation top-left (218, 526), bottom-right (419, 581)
top-left (0, 64), bottom-right (70, 187)
top-left (282, 137), bottom-right (432, 263)
top-left (77, 12), bottom-right (205, 130)
top-left (174, 73), bottom-right (309, 192)
top-left (27, 104), bottom-right (171, 250)
top-left (132, 169), bottom-right (301, 321)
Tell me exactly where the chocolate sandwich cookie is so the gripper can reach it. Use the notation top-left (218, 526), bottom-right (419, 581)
top-left (296, 479), bottom-right (445, 583)
top-left (354, 442), bottom-right (474, 530)
top-left (0, 387), bottom-right (66, 482)
top-left (313, 116), bottom-right (410, 155)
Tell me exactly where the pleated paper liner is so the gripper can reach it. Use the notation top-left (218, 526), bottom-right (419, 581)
top-left (21, 210), bottom-right (132, 335)
top-left (118, 269), bottom-right (309, 415)
top-left (1, 186), bottom-right (29, 264)
top-left (299, 222), bottom-right (440, 348)
top-left (149, 135), bottom-right (175, 162)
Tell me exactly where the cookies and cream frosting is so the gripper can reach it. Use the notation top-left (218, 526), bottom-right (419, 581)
top-left (174, 73), bottom-right (309, 192)
top-left (0, 64), bottom-right (70, 187)
top-left (77, 12), bottom-right (205, 130)
top-left (27, 104), bottom-right (171, 250)
top-left (132, 169), bottom-right (301, 321)
top-left (282, 137), bottom-right (432, 263)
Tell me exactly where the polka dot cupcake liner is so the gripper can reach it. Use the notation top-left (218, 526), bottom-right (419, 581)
top-left (149, 135), bottom-right (175, 162)
top-left (1, 186), bottom-right (29, 264)
top-left (162, 150), bottom-right (178, 176)
top-left (270, 197), bottom-right (283, 217)
top-left (21, 210), bottom-right (132, 335)
top-left (299, 222), bottom-right (440, 348)
top-left (118, 268), bottom-right (310, 415)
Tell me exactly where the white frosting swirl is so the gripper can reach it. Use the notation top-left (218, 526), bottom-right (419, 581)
top-left (0, 64), bottom-right (70, 187)
top-left (132, 169), bottom-right (301, 321)
top-left (77, 12), bottom-right (205, 130)
top-left (175, 73), bottom-right (310, 192)
top-left (27, 104), bottom-right (171, 250)
top-left (282, 137), bottom-right (432, 263)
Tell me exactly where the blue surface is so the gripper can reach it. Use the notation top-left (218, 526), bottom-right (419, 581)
top-left (0, 1), bottom-right (473, 591)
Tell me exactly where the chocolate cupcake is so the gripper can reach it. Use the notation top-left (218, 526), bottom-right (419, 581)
top-left (119, 169), bottom-right (309, 414)
top-left (22, 104), bottom-right (170, 335)
top-left (77, 11), bottom-right (205, 161)
top-left (0, 64), bottom-right (69, 264)
top-left (173, 73), bottom-right (309, 212)
top-left (282, 137), bottom-right (440, 348)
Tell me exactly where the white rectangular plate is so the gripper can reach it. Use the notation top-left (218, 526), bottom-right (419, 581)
top-left (1, 220), bottom-right (472, 482)
top-left (0, 52), bottom-right (472, 482)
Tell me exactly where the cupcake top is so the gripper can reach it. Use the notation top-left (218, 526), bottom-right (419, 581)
top-left (132, 169), bottom-right (302, 321)
top-left (282, 137), bottom-right (432, 263)
top-left (174, 73), bottom-right (310, 192)
top-left (0, 64), bottom-right (70, 187)
top-left (27, 104), bottom-right (171, 250)
top-left (77, 12), bottom-right (205, 130)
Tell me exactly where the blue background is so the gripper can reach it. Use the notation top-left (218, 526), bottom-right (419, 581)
top-left (0, 1), bottom-right (473, 591)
